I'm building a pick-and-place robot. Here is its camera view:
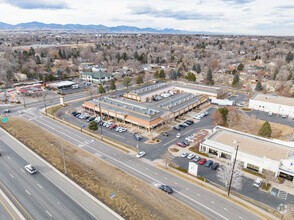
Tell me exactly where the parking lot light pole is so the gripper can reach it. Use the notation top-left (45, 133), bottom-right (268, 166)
top-left (228, 140), bottom-right (239, 197)
top-left (43, 96), bottom-right (47, 115)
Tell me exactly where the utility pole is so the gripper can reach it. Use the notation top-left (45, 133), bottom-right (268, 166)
top-left (228, 140), bottom-right (239, 197)
top-left (22, 93), bottom-right (26, 109)
top-left (61, 143), bottom-right (67, 175)
top-left (43, 96), bottom-right (47, 115)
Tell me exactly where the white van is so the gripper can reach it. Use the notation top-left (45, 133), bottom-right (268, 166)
top-left (71, 84), bottom-right (79, 89)
top-left (253, 178), bottom-right (263, 188)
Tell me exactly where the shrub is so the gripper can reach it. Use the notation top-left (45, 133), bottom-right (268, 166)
top-left (242, 168), bottom-right (265, 178)
top-left (156, 139), bottom-right (160, 142)
top-left (176, 167), bottom-right (187, 173)
top-left (241, 108), bottom-right (252, 111)
top-left (188, 147), bottom-right (208, 157)
top-left (261, 183), bottom-right (271, 191)
top-left (197, 176), bottom-right (209, 183)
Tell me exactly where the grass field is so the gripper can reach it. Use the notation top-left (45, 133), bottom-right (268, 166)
top-left (0, 117), bottom-right (207, 220)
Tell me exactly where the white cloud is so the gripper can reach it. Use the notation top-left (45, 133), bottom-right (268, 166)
top-left (0, 0), bottom-right (293, 35)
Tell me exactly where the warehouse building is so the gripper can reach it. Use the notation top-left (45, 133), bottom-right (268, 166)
top-left (249, 94), bottom-right (294, 118)
top-left (200, 126), bottom-right (294, 183)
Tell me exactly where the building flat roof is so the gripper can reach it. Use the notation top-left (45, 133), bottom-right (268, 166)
top-left (252, 94), bottom-right (294, 108)
top-left (207, 127), bottom-right (293, 161)
top-left (171, 81), bottom-right (220, 95)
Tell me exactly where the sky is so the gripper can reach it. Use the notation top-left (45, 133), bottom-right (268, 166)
top-left (0, 0), bottom-right (294, 36)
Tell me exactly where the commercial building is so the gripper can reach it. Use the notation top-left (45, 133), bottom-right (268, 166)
top-left (249, 94), bottom-right (294, 118)
top-left (124, 81), bottom-right (226, 102)
top-left (80, 71), bottom-right (113, 84)
top-left (200, 126), bottom-right (294, 183)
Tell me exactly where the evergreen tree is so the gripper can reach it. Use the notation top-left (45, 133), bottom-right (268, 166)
top-left (116, 52), bottom-right (121, 63)
top-left (207, 68), bottom-right (213, 82)
top-left (273, 69), bottom-right (278, 80)
top-left (122, 52), bottom-right (128, 61)
top-left (154, 71), bottom-right (159, 79)
top-left (58, 49), bottom-right (62, 59)
top-left (187, 72), bottom-right (196, 82)
top-left (159, 70), bottom-right (165, 79)
top-left (62, 49), bottom-right (66, 59)
top-left (136, 75), bottom-right (143, 85)
top-left (88, 120), bottom-right (98, 131)
top-left (218, 107), bottom-right (229, 123)
top-left (287, 72), bottom-right (292, 81)
top-left (286, 52), bottom-right (293, 63)
top-left (170, 70), bottom-right (177, 80)
top-left (237, 63), bottom-right (244, 71)
top-left (258, 121), bottom-right (272, 138)
top-left (134, 51), bottom-right (139, 59)
top-left (36, 55), bottom-right (41, 64)
top-left (123, 76), bottom-right (131, 88)
top-left (255, 81), bottom-right (263, 91)
top-left (110, 79), bottom-right (116, 90)
top-left (196, 64), bottom-right (201, 73)
top-left (98, 84), bottom-right (106, 94)
top-left (192, 64), bottom-right (197, 72)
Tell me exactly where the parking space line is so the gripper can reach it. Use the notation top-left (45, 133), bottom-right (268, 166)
top-left (25, 189), bottom-right (30, 195)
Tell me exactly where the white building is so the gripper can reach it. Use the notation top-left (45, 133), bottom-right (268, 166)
top-left (249, 94), bottom-right (294, 118)
top-left (200, 126), bottom-right (294, 183)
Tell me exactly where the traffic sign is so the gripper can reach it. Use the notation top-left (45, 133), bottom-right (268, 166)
top-left (1, 117), bottom-right (8, 123)
top-left (110, 193), bottom-right (115, 199)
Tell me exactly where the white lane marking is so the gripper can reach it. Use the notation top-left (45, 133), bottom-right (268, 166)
top-left (37, 184), bottom-right (43, 189)
top-left (25, 189), bottom-right (31, 195)
top-left (186, 188), bottom-right (189, 191)
top-left (211, 201), bottom-right (215, 204)
top-left (154, 172), bottom-right (158, 175)
top-left (46, 210), bottom-right (52, 217)
top-left (197, 193), bottom-right (200, 196)
top-left (34, 114), bottom-right (229, 220)
top-left (224, 208), bottom-right (227, 211)
top-left (164, 177), bottom-right (167, 180)
top-left (175, 182), bottom-right (178, 185)
top-left (7, 156), bottom-right (11, 160)
top-left (9, 173), bottom-right (14, 178)
top-left (239, 217), bottom-right (243, 219)
top-left (21, 169), bottom-right (25, 173)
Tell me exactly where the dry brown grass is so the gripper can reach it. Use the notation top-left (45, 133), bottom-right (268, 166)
top-left (0, 117), bottom-right (207, 220)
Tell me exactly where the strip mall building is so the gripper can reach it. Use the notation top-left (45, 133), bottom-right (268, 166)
top-left (82, 82), bottom-right (225, 131)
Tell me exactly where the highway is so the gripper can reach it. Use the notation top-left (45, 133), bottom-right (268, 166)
top-left (20, 106), bottom-right (262, 220)
top-left (0, 139), bottom-right (97, 220)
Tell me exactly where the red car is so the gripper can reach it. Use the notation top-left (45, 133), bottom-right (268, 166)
top-left (109, 124), bottom-right (117, 130)
top-left (177, 142), bottom-right (186, 147)
top-left (198, 158), bottom-right (207, 165)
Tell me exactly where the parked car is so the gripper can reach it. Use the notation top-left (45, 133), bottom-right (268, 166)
top-left (173, 126), bottom-right (181, 131)
top-left (176, 133), bottom-right (181, 138)
top-left (205, 160), bottom-right (214, 168)
top-left (198, 158), bottom-right (207, 165)
top-left (179, 124), bottom-right (185, 128)
top-left (282, 114), bottom-right (287, 118)
top-left (75, 113), bottom-right (81, 117)
top-left (162, 132), bottom-right (169, 137)
top-left (187, 153), bottom-right (195, 160)
top-left (177, 142), bottom-right (186, 147)
top-left (194, 114), bottom-right (202, 120)
top-left (253, 178), bottom-right (263, 188)
top-left (136, 151), bottom-right (145, 158)
top-left (181, 152), bottom-right (189, 158)
top-left (185, 120), bottom-right (194, 125)
top-left (87, 117), bottom-right (96, 122)
top-left (109, 124), bottom-right (117, 130)
top-left (159, 184), bottom-right (173, 194)
top-left (134, 132), bottom-right (143, 141)
top-left (211, 163), bottom-right (219, 170)
top-left (183, 141), bottom-right (190, 146)
top-left (193, 156), bottom-right (201, 163)
top-left (268, 112), bottom-right (273, 116)
top-left (71, 111), bottom-right (77, 115)
top-left (24, 164), bottom-right (38, 174)
top-left (84, 116), bottom-right (90, 120)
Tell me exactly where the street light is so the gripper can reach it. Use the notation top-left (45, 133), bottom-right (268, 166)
top-left (227, 139), bottom-right (239, 197)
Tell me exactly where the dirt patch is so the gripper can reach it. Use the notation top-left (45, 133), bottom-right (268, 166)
top-left (170, 148), bottom-right (179, 152)
top-left (0, 117), bottom-right (206, 220)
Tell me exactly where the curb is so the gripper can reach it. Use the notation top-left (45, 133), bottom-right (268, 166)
top-left (0, 127), bottom-right (123, 220)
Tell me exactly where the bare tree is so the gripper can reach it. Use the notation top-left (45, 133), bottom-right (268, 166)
top-left (86, 86), bottom-right (97, 98)
top-left (227, 106), bottom-right (239, 128)
top-left (217, 161), bottom-right (243, 191)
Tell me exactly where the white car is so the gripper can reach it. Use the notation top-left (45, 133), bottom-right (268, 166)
top-left (268, 112), bottom-right (273, 116)
top-left (176, 133), bottom-right (181, 138)
top-left (253, 178), bottom-right (263, 188)
top-left (136, 151), bottom-right (145, 158)
top-left (282, 114), bottom-right (287, 118)
top-left (181, 152), bottom-right (189, 158)
top-left (187, 153), bottom-right (195, 160)
top-left (24, 164), bottom-right (38, 174)
top-left (194, 114), bottom-right (202, 120)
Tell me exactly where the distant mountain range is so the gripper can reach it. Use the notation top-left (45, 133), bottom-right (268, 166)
top-left (0, 21), bottom-right (215, 34)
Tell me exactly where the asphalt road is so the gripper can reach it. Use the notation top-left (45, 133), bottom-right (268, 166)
top-left (0, 139), bottom-right (96, 220)
top-left (21, 107), bottom-right (262, 220)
